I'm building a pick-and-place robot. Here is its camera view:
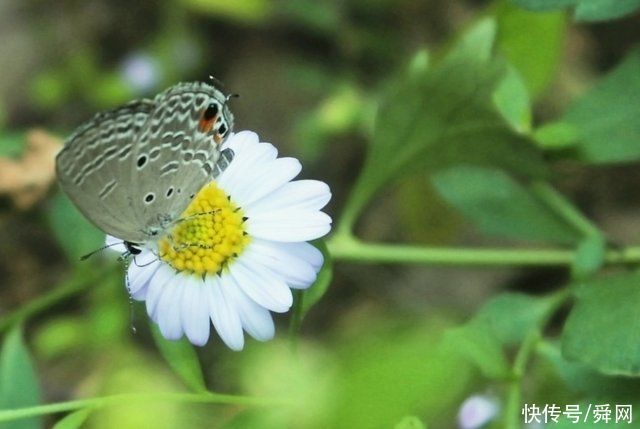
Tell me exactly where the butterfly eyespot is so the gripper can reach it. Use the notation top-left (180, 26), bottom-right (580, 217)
top-left (218, 124), bottom-right (227, 135)
top-left (203, 103), bottom-right (219, 121)
top-left (166, 187), bottom-right (174, 198)
top-left (144, 193), bottom-right (155, 203)
top-left (137, 155), bottom-right (147, 168)
top-left (190, 193), bottom-right (195, 199)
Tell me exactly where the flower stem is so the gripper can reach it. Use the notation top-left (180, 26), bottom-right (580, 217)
top-left (503, 288), bottom-right (570, 428)
top-left (505, 330), bottom-right (541, 429)
top-left (0, 392), bottom-right (285, 423)
top-left (327, 234), bottom-right (640, 267)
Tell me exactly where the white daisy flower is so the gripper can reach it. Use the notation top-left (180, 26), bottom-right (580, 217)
top-left (108, 131), bottom-right (331, 348)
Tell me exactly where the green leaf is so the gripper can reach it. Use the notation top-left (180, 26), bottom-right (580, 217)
top-left (47, 193), bottom-right (105, 263)
top-left (445, 18), bottom-right (497, 64)
top-left (562, 272), bottom-right (640, 375)
top-left (394, 416), bottom-right (427, 429)
top-left (0, 326), bottom-right (42, 429)
top-left (533, 121), bottom-right (580, 150)
top-left (329, 320), bottom-right (473, 428)
top-left (574, 0), bottom-right (640, 21)
top-left (571, 235), bottom-right (606, 279)
top-left (511, 0), bottom-right (640, 21)
top-left (443, 322), bottom-right (510, 379)
top-left (492, 65), bottom-right (532, 132)
top-left (539, 340), bottom-right (640, 397)
top-left (432, 166), bottom-right (580, 244)
top-left (564, 49), bottom-right (640, 163)
top-left (443, 291), bottom-right (563, 379)
top-left (150, 324), bottom-right (207, 392)
top-left (511, 0), bottom-right (577, 12)
top-left (474, 292), bottom-right (562, 345)
top-left (496, 2), bottom-right (566, 96)
top-left (343, 18), bottom-right (546, 229)
top-left (301, 241), bottom-right (333, 316)
top-left (52, 410), bottom-right (91, 429)
top-left (179, 0), bottom-right (272, 23)
top-left (0, 133), bottom-right (26, 158)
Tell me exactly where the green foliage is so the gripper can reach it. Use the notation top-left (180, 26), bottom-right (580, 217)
top-left (0, 133), bottom-right (26, 158)
top-left (492, 65), bottom-right (532, 132)
top-left (496, 1), bottom-right (566, 96)
top-left (511, 0), bottom-right (640, 21)
top-left (573, 0), bottom-right (640, 21)
top-left (432, 166), bottom-right (580, 244)
top-left (46, 193), bottom-right (105, 263)
top-left (0, 326), bottom-right (41, 429)
top-left (571, 235), bottom-right (606, 279)
top-left (562, 272), bottom-right (640, 376)
top-left (533, 121), bottom-right (580, 150)
top-left (539, 341), bottom-right (640, 396)
top-left (394, 416), bottom-right (427, 429)
top-left (150, 324), bottom-right (207, 392)
top-left (52, 410), bottom-right (91, 429)
top-left (563, 49), bottom-right (640, 164)
top-left (444, 322), bottom-right (510, 379)
top-left (327, 322), bottom-right (472, 428)
top-left (179, 0), bottom-right (271, 23)
top-left (343, 18), bottom-right (546, 228)
top-left (444, 291), bottom-right (562, 379)
top-left (473, 292), bottom-right (562, 345)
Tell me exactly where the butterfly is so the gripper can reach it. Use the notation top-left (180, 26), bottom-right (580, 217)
top-left (55, 80), bottom-right (236, 255)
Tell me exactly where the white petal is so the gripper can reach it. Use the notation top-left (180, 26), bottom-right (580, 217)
top-left (243, 242), bottom-right (317, 288)
top-left (105, 235), bottom-right (127, 253)
top-left (180, 277), bottom-right (211, 346)
top-left (128, 251), bottom-right (160, 295)
top-left (206, 277), bottom-right (244, 350)
top-left (277, 242), bottom-right (324, 270)
top-left (222, 131), bottom-right (259, 152)
top-left (246, 180), bottom-right (331, 215)
top-left (235, 158), bottom-right (302, 206)
top-left (217, 142), bottom-right (277, 192)
top-left (227, 259), bottom-right (293, 313)
top-left (247, 210), bottom-right (332, 242)
top-left (145, 264), bottom-right (176, 320)
top-left (156, 276), bottom-right (184, 340)
top-left (223, 276), bottom-right (275, 341)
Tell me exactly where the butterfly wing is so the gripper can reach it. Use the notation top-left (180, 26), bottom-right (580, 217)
top-left (56, 99), bottom-right (156, 243)
top-left (124, 82), bottom-right (233, 238)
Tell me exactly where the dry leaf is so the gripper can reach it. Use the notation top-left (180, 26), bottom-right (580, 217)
top-left (0, 129), bottom-right (62, 209)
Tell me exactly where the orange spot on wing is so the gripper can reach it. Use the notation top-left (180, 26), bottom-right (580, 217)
top-left (198, 114), bottom-right (218, 133)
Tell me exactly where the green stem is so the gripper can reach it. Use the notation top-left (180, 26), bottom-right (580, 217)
top-left (0, 392), bottom-right (285, 423)
top-left (531, 182), bottom-right (602, 238)
top-left (503, 288), bottom-right (570, 429)
top-left (327, 234), bottom-right (640, 267)
top-left (505, 331), bottom-right (541, 429)
top-left (0, 265), bottom-right (112, 333)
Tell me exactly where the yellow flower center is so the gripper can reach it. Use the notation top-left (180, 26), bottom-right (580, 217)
top-left (158, 182), bottom-right (249, 276)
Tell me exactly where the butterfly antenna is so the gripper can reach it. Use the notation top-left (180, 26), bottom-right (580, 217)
top-left (223, 93), bottom-right (239, 108)
top-left (80, 242), bottom-right (124, 261)
top-left (124, 257), bottom-right (137, 335)
top-left (207, 75), bottom-right (226, 89)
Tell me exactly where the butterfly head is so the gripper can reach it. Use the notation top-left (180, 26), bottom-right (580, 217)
top-left (196, 79), bottom-right (236, 145)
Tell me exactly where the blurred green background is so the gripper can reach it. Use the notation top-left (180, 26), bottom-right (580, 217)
top-left (2, 1), bottom-right (640, 428)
